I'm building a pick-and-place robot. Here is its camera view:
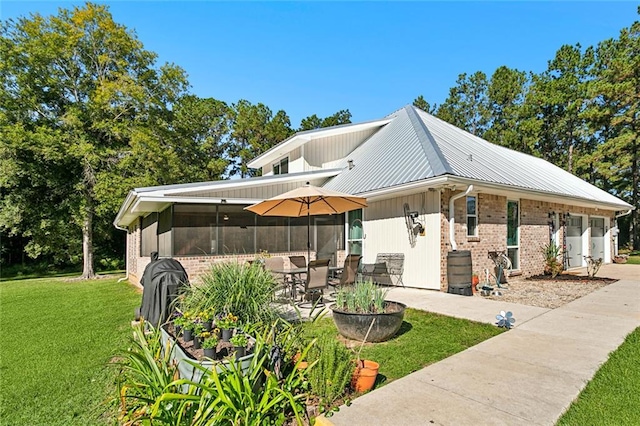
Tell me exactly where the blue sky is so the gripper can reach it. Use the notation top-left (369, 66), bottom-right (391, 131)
top-left (2, 2), bottom-right (637, 127)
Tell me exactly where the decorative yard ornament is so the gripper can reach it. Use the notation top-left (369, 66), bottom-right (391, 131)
top-left (496, 311), bottom-right (515, 329)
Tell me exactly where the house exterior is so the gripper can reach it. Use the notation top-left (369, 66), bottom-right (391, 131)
top-left (114, 105), bottom-right (633, 290)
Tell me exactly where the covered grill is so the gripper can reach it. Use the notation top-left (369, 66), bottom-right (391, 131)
top-left (136, 252), bottom-right (189, 326)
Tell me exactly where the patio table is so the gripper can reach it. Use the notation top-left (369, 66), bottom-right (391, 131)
top-left (272, 267), bottom-right (307, 299)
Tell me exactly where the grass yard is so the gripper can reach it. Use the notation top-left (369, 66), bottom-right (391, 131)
top-left (0, 276), bottom-right (140, 425)
top-left (557, 327), bottom-right (640, 425)
top-left (304, 308), bottom-right (503, 385)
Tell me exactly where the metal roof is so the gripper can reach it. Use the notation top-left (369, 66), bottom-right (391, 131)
top-left (323, 105), bottom-right (632, 210)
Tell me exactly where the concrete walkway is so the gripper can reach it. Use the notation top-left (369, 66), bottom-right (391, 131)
top-left (327, 264), bottom-right (640, 426)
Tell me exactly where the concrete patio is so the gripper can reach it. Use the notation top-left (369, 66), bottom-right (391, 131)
top-left (324, 263), bottom-right (640, 426)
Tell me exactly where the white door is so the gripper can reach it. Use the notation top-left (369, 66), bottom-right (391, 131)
top-left (590, 218), bottom-right (605, 260)
top-left (566, 216), bottom-right (583, 268)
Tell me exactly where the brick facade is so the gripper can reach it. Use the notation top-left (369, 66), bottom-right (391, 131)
top-left (439, 189), bottom-right (615, 291)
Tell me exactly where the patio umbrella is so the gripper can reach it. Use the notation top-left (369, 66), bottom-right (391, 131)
top-left (245, 182), bottom-right (368, 263)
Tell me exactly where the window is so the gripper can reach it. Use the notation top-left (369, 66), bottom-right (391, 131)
top-left (466, 196), bottom-right (477, 237)
top-left (507, 200), bottom-right (519, 269)
top-left (140, 213), bottom-right (158, 256)
top-left (272, 157), bottom-right (289, 175)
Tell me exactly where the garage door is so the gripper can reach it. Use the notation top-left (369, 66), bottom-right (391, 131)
top-left (590, 218), bottom-right (605, 260)
top-left (566, 217), bottom-right (583, 268)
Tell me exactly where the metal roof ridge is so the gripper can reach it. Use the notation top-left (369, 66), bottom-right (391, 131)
top-left (403, 105), bottom-right (452, 176)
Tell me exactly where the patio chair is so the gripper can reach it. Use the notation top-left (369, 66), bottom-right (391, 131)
top-left (263, 256), bottom-right (288, 299)
top-left (288, 255), bottom-right (307, 284)
top-left (329, 254), bottom-right (362, 292)
top-left (297, 258), bottom-right (330, 308)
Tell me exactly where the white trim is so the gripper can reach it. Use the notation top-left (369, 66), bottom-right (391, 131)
top-left (466, 195), bottom-right (478, 237)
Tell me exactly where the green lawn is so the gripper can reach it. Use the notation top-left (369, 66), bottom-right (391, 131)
top-left (557, 327), bottom-right (640, 425)
top-left (0, 276), bottom-right (140, 425)
top-left (304, 308), bottom-right (503, 385)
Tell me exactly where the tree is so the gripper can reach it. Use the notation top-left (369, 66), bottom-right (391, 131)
top-left (0, 3), bottom-right (188, 278)
top-left (584, 17), bottom-right (640, 249)
top-left (298, 109), bottom-right (352, 131)
top-left (483, 66), bottom-right (531, 153)
top-left (227, 100), bottom-right (293, 177)
top-left (436, 71), bottom-right (490, 136)
top-left (521, 44), bottom-right (595, 172)
top-left (412, 95), bottom-right (437, 114)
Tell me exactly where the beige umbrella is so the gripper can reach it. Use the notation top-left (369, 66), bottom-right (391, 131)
top-left (245, 182), bottom-right (368, 262)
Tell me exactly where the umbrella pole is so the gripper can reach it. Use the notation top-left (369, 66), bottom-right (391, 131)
top-left (307, 209), bottom-right (311, 264)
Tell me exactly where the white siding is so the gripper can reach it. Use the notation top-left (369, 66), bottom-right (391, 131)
top-left (363, 190), bottom-right (441, 289)
top-left (305, 128), bottom-right (378, 169)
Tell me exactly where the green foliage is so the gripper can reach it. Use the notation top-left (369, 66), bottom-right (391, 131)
top-left (116, 323), bottom-right (195, 424)
top-left (306, 334), bottom-right (354, 412)
top-left (558, 327), bottom-right (640, 425)
top-left (121, 320), bottom-right (314, 425)
top-left (0, 3), bottom-right (189, 277)
top-left (0, 276), bottom-right (140, 425)
top-left (229, 333), bottom-right (248, 348)
top-left (334, 280), bottom-right (389, 314)
top-left (436, 71), bottom-right (491, 136)
top-left (298, 109), bottom-right (352, 131)
top-left (180, 261), bottom-right (279, 325)
top-left (412, 95), bottom-right (437, 114)
top-left (200, 333), bottom-right (218, 349)
top-left (227, 99), bottom-right (294, 177)
top-left (542, 242), bottom-right (563, 278)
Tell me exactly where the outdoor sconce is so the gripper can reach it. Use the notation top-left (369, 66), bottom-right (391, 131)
top-left (408, 211), bottom-right (425, 235)
top-left (223, 214), bottom-right (229, 221)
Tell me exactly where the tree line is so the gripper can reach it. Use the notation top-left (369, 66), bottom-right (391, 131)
top-left (414, 11), bottom-right (639, 251)
top-left (1, 3), bottom-right (637, 278)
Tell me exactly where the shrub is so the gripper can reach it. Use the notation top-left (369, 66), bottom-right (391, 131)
top-left (542, 242), bottom-right (563, 278)
top-left (307, 334), bottom-right (354, 413)
top-left (181, 261), bottom-right (279, 324)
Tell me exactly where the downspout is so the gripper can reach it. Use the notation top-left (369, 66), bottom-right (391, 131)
top-left (613, 209), bottom-right (633, 257)
top-left (448, 185), bottom-right (474, 251)
top-left (114, 223), bottom-right (130, 283)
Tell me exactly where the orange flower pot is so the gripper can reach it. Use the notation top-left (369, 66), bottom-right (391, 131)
top-left (351, 360), bottom-right (379, 392)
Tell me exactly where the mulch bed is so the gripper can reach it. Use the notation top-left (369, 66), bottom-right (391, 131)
top-left (479, 273), bottom-right (617, 309)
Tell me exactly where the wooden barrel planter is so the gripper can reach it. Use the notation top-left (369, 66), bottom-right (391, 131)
top-left (447, 250), bottom-right (473, 296)
top-left (330, 301), bottom-right (406, 342)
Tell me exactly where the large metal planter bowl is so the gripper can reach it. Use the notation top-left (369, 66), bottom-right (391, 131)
top-left (330, 301), bottom-right (406, 342)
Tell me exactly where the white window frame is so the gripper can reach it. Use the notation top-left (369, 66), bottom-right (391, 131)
top-left (466, 195), bottom-right (478, 237)
top-left (506, 199), bottom-right (520, 270)
top-left (272, 157), bottom-right (289, 175)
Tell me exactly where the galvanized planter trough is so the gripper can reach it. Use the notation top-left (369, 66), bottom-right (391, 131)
top-left (160, 327), bottom-right (255, 383)
top-left (330, 301), bottom-right (407, 342)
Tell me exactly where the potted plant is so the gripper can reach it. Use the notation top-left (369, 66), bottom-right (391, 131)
top-left (181, 311), bottom-right (196, 342)
top-left (201, 332), bottom-right (218, 359)
top-left (351, 318), bottom-right (379, 393)
top-left (197, 309), bottom-right (215, 332)
top-left (229, 333), bottom-right (248, 359)
top-left (172, 312), bottom-right (188, 337)
top-left (331, 280), bottom-right (406, 342)
top-left (216, 313), bottom-right (238, 342)
top-left (192, 322), bottom-right (205, 349)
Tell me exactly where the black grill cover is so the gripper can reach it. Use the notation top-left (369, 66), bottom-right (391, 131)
top-left (139, 252), bottom-right (188, 326)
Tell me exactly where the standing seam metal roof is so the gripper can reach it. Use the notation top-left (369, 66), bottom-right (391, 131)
top-left (323, 105), bottom-right (631, 209)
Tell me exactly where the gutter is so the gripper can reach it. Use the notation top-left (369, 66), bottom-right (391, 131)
top-left (613, 209), bottom-right (633, 257)
top-left (449, 185), bottom-right (474, 251)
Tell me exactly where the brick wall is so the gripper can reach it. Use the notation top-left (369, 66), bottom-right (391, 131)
top-left (125, 247), bottom-right (338, 288)
top-left (439, 190), bottom-right (615, 291)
